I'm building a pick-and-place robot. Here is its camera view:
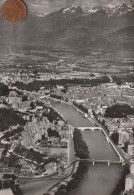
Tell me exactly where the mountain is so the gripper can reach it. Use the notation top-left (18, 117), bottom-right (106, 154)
top-left (61, 5), bottom-right (88, 15)
top-left (105, 4), bottom-right (134, 16)
top-left (1, 3), bottom-right (134, 52)
top-left (29, 3), bottom-right (134, 18)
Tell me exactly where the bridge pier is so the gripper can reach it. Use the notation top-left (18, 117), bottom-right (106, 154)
top-left (119, 156), bottom-right (124, 162)
top-left (92, 160), bottom-right (95, 165)
top-left (105, 137), bottom-right (110, 144)
top-left (108, 161), bottom-right (110, 166)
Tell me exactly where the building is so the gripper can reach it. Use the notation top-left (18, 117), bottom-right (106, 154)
top-left (120, 83), bottom-right (131, 88)
top-left (130, 163), bottom-right (134, 175)
top-left (44, 162), bottom-right (57, 175)
top-left (56, 85), bottom-right (64, 90)
top-left (60, 125), bottom-right (69, 139)
top-left (21, 165), bottom-right (33, 175)
top-left (8, 91), bottom-right (18, 104)
top-left (0, 144), bottom-right (5, 159)
top-left (128, 143), bottom-right (134, 155)
top-left (125, 174), bottom-right (134, 192)
top-left (124, 161), bottom-right (134, 194)
top-left (0, 188), bottom-right (14, 195)
top-left (118, 131), bottom-right (130, 146)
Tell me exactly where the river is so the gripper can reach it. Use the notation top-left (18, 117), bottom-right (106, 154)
top-left (49, 99), bottom-right (121, 195)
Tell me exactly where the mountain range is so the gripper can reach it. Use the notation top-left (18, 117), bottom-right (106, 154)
top-left (1, 3), bottom-right (134, 53)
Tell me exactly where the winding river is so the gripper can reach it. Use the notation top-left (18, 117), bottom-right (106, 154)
top-left (49, 99), bottom-right (121, 195)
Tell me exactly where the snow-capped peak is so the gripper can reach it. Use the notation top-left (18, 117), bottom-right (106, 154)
top-left (87, 3), bottom-right (134, 16)
top-left (35, 11), bottom-right (47, 17)
top-left (61, 3), bottom-right (134, 17)
top-left (30, 10), bottom-right (47, 17)
top-left (62, 5), bottom-right (87, 15)
top-left (88, 7), bottom-right (99, 13)
top-left (105, 3), bottom-right (134, 16)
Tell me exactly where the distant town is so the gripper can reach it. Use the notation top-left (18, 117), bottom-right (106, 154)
top-left (0, 69), bottom-right (134, 195)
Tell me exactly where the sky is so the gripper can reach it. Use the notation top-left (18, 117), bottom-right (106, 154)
top-left (0, 0), bottom-right (134, 15)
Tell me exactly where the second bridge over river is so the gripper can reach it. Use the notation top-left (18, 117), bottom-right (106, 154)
top-left (79, 159), bottom-right (126, 166)
top-left (77, 125), bottom-right (125, 163)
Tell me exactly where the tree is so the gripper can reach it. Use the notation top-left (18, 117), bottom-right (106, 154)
top-left (0, 83), bottom-right (9, 96)
top-left (132, 127), bottom-right (134, 138)
top-left (61, 88), bottom-right (67, 93)
top-left (3, 174), bottom-right (16, 180)
top-left (3, 180), bottom-right (10, 188)
top-left (90, 73), bottom-right (95, 77)
top-left (8, 155), bottom-right (19, 167)
top-left (111, 164), bottom-right (130, 195)
top-left (33, 69), bottom-right (38, 76)
top-left (101, 120), bottom-right (105, 126)
top-left (0, 108), bottom-right (26, 132)
top-left (22, 95), bottom-right (28, 102)
top-left (30, 102), bottom-right (36, 109)
top-left (123, 141), bottom-right (130, 153)
top-left (0, 179), bottom-right (3, 189)
top-left (105, 104), bottom-right (134, 118)
top-left (2, 144), bottom-right (9, 156)
top-left (111, 132), bottom-right (119, 145)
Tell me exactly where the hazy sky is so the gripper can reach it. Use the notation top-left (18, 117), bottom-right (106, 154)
top-left (0, 0), bottom-right (134, 15)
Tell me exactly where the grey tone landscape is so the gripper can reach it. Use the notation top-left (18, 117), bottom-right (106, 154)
top-left (0, 1), bottom-right (134, 195)
top-left (0, 0), bottom-right (134, 74)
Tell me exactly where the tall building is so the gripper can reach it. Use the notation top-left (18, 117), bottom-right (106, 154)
top-left (125, 175), bottom-right (134, 192)
top-left (118, 131), bottom-right (129, 146)
top-left (128, 143), bottom-right (134, 155)
top-left (125, 161), bottom-right (134, 194)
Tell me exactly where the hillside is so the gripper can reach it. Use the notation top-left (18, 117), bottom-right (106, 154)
top-left (1, 4), bottom-right (134, 51)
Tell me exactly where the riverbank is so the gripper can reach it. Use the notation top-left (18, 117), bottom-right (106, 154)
top-left (49, 100), bottom-right (122, 195)
top-left (110, 164), bottom-right (130, 195)
top-left (50, 129), bottom-right (90, 195)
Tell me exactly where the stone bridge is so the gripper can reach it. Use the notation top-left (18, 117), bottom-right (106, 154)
top-left (77, 126), bottom-right (124, 162)
top-left (78, 127), bottom-right (102, 131)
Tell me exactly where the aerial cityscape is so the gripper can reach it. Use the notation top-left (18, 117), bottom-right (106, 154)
top-left (0, 0), bottom-right (134, 195)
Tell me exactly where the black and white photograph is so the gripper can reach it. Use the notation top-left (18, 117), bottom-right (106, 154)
top-left (0, 0), bottom-right (134, 195)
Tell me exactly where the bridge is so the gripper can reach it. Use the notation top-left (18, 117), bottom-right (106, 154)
top-left (79, 159), bottom-right (126, 166)
top-left (78, 126), bottom-right (101, 131)
top-left (77, 125), bottom-right (124, 163)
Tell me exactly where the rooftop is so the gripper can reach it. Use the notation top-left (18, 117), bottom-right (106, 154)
top-left (0, 188), bottom-right (14, 195)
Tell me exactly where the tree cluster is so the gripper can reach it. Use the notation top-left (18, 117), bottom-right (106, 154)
top-left (73, 129), bottom-right (89, 159)
top-left (0, 176), bottom-right (22, 195)
top-left (0, 108), bottom-right (27, 132)
top-left (1, 153), bottom-right (20, 168)
top-left (13, 76), bottom-right (110, 92)
top-left (110, 132), bottom-right (119, 145)
top-left (22, 95), bottom-right (28, 102)
top-left (50, 94), bottom-right (62, 100)
top-left (105, 104), bottom-right (134, 118)
top-left (73, 101), bottom-right (88, 114)
top-left (0, 83), bottom-right (9, 96)
top-left (43, 108), bottom-right (61, 123)
top-left (54, 129), bottom-right (90, 195)
top-left (113, 74), bottom-right (134, 84)
top-left (111, 164), bottom-right (130, 195)
top-left (47, 128), bottom-right (60, 138)
top-left (1, 127), bottom-right (24, 140)
top-left (123, 141), bottom-right (130, 153)
top-left (14, 146), bottom-right (46, 164)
